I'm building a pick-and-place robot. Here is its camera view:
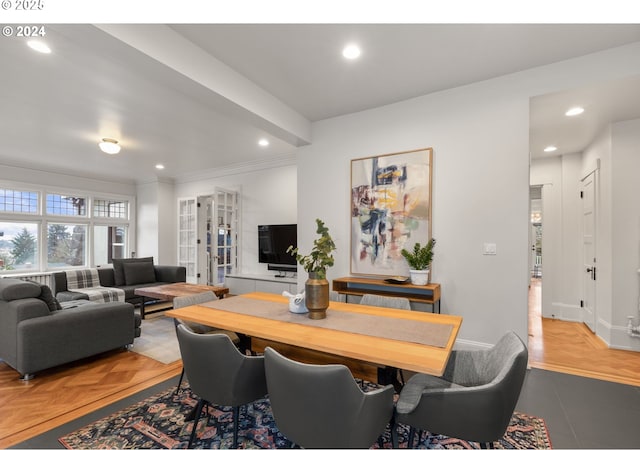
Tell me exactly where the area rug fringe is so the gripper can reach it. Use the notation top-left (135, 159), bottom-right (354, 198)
top-left (59, 382), bottom-right (552, 449)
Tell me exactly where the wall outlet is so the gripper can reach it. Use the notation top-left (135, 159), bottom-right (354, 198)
top-left (483, 242), bottom-right (497, 255)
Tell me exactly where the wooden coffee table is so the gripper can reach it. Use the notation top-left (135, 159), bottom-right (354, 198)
top-left (134, 282), bottom-right (229, 319)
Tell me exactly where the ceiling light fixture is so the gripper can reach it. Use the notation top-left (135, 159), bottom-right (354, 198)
top-left (544, 146), bottom-right (558, 153)
top-left (342, 44), bottom-right (361, 60)
top-left (98, 138), bottom-right (121, 154)
top-left (258, 139), bottom-right (269, 147)
top-left (27, 40), bottom-right (51, 54)
top-left (565, 106), bottom-right (585, 116)
top-left (155, 164), bottom-right (165, 170)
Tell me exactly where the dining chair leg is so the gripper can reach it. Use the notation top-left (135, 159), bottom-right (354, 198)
top-left (407, 426), bottom-right (416, 449)
top-left (232, 405), bottom-right (240, 449)
top-left (188, 398), bottom-right (205, 448)
top-left (175, 368), bottom-right (185, 395)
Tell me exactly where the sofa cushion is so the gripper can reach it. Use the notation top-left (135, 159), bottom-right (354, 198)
top-left (112, 257), bottom-right (154, 286)
top-left (123, 261), bottom-right (157, 285)
top-left (0, 278), bottom-right (42, 301)
top-left (38, 284), bottom-right (62, 311)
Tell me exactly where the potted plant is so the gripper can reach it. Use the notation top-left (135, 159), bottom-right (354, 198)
top-left (287, 218), bottom-right (336, 319)
top-left (401, 238), bottom-right (436, 285)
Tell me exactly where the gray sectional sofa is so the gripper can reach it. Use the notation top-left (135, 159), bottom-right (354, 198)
top-left (0, 277), bottom-right (141, 380)
top-left (52, 257), bottom-right (186, 318)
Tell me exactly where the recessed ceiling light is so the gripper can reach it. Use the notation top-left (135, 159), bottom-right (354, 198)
top-left (342, 44), bottom-right (361, 60)
top-left (544, 146), bottom-right (558, 153)
top-left (155, 164), bottom-right (165, 170)
top-left (258, 139), bottom-right (269, 147)
top-left (27, 40), bottom-right (51, 54)
top-left (98, 138), bottom-right (121, 154)
top-left (565, 107), bottom-right (584, 117)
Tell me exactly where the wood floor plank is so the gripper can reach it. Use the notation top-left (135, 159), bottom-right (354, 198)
top-left (0, 349), bottom-right (181, 448)
top-left (528, 278), bottom-right (640, 387)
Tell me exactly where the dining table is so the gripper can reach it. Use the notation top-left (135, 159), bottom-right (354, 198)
top-left (166, 291), bottom-right (462, 380)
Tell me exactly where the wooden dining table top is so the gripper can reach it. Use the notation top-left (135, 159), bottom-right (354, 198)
top-left (166, 291), bottom-right (462, 376)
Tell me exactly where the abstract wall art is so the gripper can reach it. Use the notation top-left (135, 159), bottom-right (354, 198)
top-left (350, 148), bottom-right (432, 277)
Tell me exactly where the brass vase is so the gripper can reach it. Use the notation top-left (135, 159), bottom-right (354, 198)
top-left (305, 272), bottom-right (329, 319)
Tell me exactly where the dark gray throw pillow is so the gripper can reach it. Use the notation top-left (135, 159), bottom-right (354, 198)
top-left (38, 284), bottom-right (63, 311)
top-left (112, 257), bottom-right (154, 286)
top-left (123, 261), bottom-right (157, 285)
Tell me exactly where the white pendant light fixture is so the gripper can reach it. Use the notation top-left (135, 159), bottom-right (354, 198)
top-left (99, 138), bottom-right (121, 154)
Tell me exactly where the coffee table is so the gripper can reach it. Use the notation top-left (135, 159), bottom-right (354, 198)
top-left (134, 282), bottom-right (229, 319)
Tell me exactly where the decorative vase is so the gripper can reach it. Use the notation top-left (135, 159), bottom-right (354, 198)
top-left (409, 269), bottom-right (430, 286)
top-left (305, 272), bottom-right (330, 319)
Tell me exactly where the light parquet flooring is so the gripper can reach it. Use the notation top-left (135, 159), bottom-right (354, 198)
top-left (0, 348), bottom-right (182, 448)
top-left (528, 278), bottom-right (640, 387)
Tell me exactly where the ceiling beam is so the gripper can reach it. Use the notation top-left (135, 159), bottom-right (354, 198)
top-left (96, 24), bottom-right (312, 146)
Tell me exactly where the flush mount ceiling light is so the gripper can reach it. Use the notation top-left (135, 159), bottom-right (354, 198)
top-left (342, 44), bottom-right (361, 60)
top-left (27, 40), bottom-right (51, 54)
top-left (565, 106), bottom-right (585, 116)
top-left (155, 164), bottom-right (165, 170)
top-left (98, 138), bottom-right (121, 154)
top-left (544, 146), bottom-right (558, 153)
top-left (258, 139), bottom-right (269, 147)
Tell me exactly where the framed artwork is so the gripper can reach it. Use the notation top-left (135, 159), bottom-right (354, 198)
top-left (350, 148), bottom-right (433, 277)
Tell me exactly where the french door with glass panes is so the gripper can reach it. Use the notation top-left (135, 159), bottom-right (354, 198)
top-left (212, 188), bottom-right (239, 285)
top-left (177, 197), bottom-right (197, 283)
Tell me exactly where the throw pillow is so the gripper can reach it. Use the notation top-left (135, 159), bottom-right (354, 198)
top-left (123, 261), bottom-right (157, 285)
top-left (38, 285), bottom-right (63, 311)
top-left (112, 257), bottom-right (154, 286)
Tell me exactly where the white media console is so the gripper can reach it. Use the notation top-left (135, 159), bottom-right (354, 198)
top-left (225, 273), bottom-right (299, 296)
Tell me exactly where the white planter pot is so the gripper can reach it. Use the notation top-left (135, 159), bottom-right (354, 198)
top-left (409, 269), bottom-right (430, 286)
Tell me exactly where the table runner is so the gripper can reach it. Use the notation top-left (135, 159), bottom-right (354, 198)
top-left (203, 296), bottom-right (453, 348)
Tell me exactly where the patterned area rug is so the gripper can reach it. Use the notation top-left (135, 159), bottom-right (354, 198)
top-left (59, 382), bottom-right (552, 449)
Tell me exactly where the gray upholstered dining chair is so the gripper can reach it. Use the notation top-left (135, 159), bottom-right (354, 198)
top-left (172, 291), bottom-right (242, 394)
top-left (393, 331), bottom-right (528, 449)
top-left (264, 346), bottom-right (395, 449)
top-left (360, 293), bottom-right (411, 310)
top-left (176, 324), bottom-right (267, 448)
top-left (360, 293), bottom-right (411, 388)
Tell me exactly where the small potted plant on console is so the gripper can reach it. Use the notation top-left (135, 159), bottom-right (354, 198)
top-left (401, 238), bottom-right (436, 285)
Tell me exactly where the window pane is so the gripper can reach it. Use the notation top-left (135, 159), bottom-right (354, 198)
top-left (0, 221), bottom-right (39, 271)
top-left (47, 223), bottom-right (87, 268)
top-left (0, 189), bottom-right (38, 213)
top-left (46, 194), bottom-right (86, 216)
top-left (94, 225), bottom-right (127, 265)
top-left (94, 199), bottom-right (128, 219)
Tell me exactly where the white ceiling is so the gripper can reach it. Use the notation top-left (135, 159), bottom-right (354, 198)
top-left (1, 24), bottom-right (639, 183)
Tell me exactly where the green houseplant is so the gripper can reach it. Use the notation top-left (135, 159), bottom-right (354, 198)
top-left (287, 218), bottom-right (336, 319)
top-left (401, 238), bottom-right (436, 285)
top-left (287, 218), bottom-right (336, 280)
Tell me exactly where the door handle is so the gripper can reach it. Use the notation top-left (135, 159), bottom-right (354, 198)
top-left (586, 267), bottom-right (593, 273)
top-left (586, 267), bottom-right (596, 280)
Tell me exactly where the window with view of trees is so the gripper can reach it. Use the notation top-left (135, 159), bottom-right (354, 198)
top-left (0, 222), bottom-right (39, 270)
top-left (0, 187), bottom-right (131, 273)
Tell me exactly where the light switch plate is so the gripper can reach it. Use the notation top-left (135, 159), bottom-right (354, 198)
top-left (483, 243), bottom-right (497, 255)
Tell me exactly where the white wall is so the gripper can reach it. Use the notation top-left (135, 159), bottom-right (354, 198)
top-left (297, 42), bottom-right (640, 347)
top-left (611, 118), bottom-right (640, 350)
top-left (174, 163), bottom-right (297, 276)
top-left (136, 181), bottom-right (161, 261)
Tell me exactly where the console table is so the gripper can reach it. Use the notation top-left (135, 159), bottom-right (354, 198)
top-left (332, 277), bottom-right (441, 313)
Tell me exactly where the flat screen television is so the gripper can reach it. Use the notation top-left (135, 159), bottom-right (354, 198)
top-left (258, 224), bottom-right (297, 272)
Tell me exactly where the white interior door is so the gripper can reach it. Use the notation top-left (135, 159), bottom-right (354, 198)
top-left (581, 172), bottom-right (596, 332)
top-left (177, 197), bottom-right (197, 284)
